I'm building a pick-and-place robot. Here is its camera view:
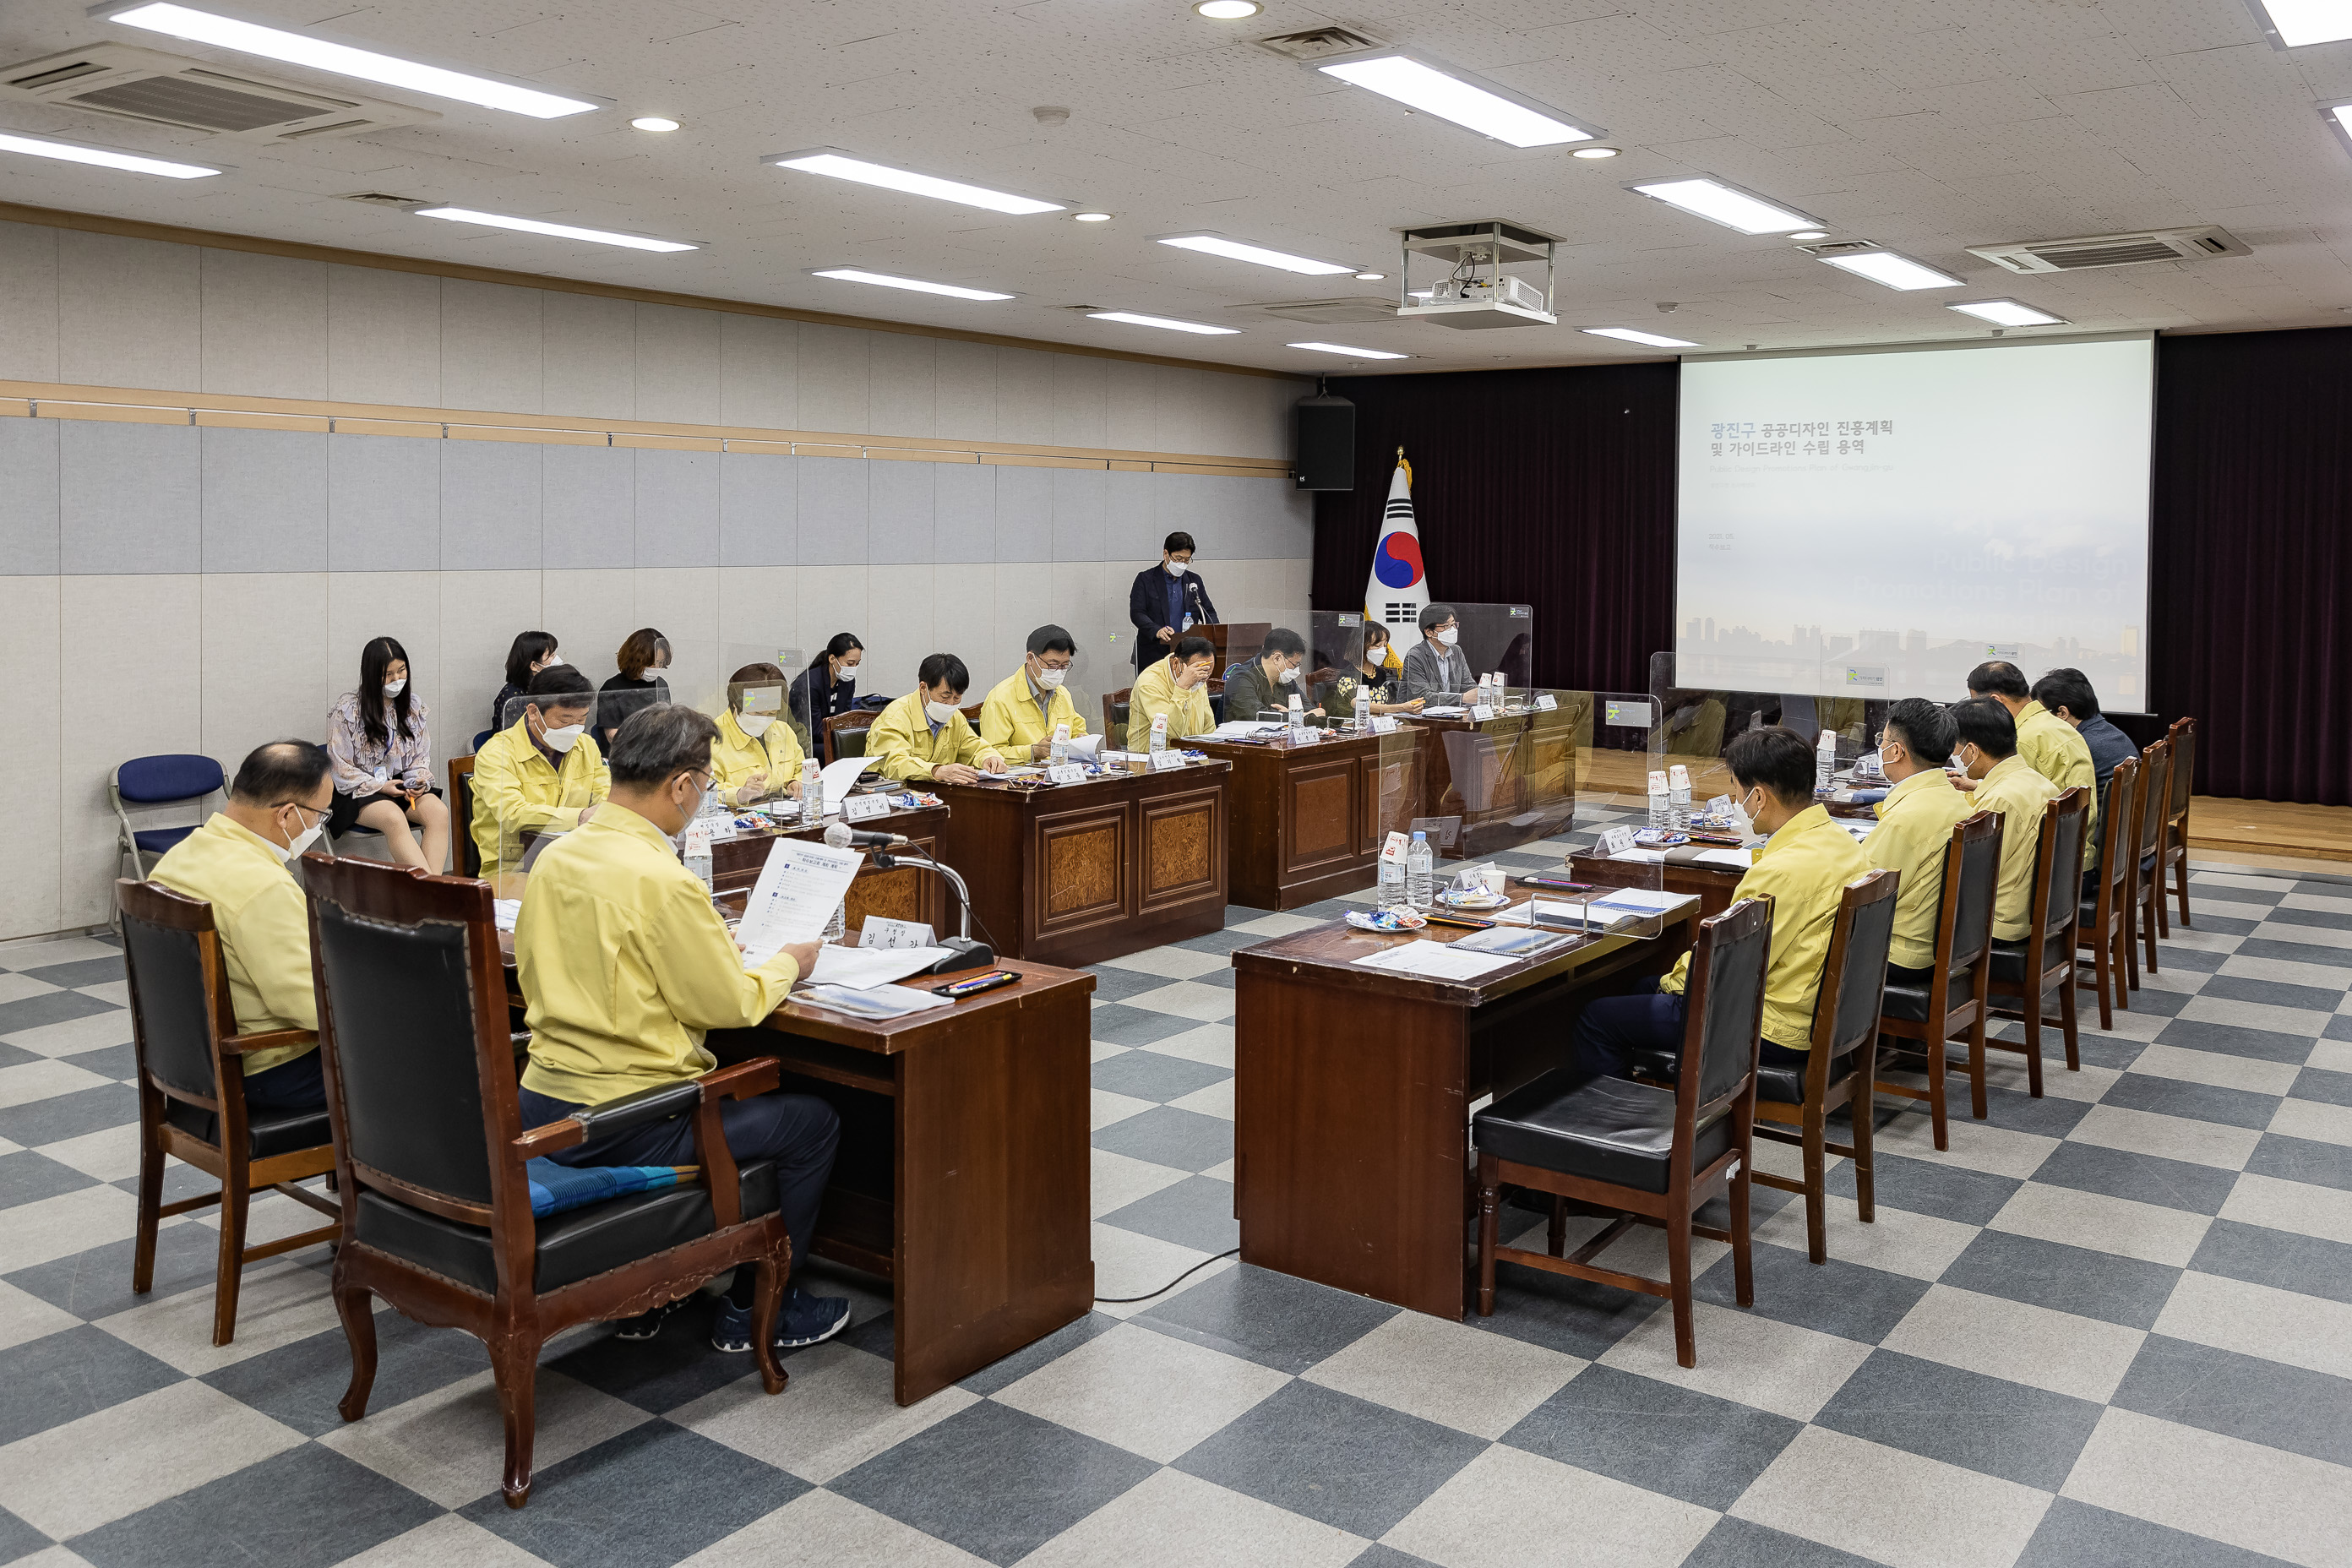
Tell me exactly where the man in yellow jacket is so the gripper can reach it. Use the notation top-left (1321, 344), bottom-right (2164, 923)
top-left (148, 740), bottom-right (338, 1113)
top-left (867, 655), bottom-right (1009, 783)
top-left (1952, 697), bottom-right (2065, 940)
top-left (1865, 699), bottom-right (1980, 983)
top-left (1126, 634), bottom-right (1218, 751)
top-left (514, 702), bottom-right (848, 1354)
top-left (1571, 727), bottom-right (1872, 1077)
top-left (470, 665), bottom-right (610, 878)
top-left (1965, 661), bottom-right (2096, 860)
top-left (978, 626), bottom-right (1090, 761)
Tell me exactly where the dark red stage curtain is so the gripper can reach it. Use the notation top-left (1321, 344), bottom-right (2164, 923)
top-left (1308, 362), bottom-right (1680, 693)
top-left (2152, 327), bottom-right (2352, 806)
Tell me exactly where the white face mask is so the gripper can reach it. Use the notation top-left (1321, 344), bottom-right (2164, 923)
top-left (738, 713), bottom-right (775, 738)
top-left (835, 661), bottom-right (859, 680)
top-left (1164, 559), bottom-right (1186, 578)
top-left (925, 700), bottom-right (961, 726)
top-left (542, 654), bottom-right (564, 667)
top-left (1277, 665), bottom-right (1300, 685)
top-left (382, 678), bottom-right (406, 699)
top-left (1435, 628), bottom-right (1459, 647)
top-left (543, 723), bottom-right (585, 753)
top-left (1034, 666), bottom-right (1068, 690)
top-left (270, 805), bottom-right (324, 863)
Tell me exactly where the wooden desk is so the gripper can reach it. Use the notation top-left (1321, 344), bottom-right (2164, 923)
top-left (1403, 706), bottom-right (1578, 858)
top-left (933, 760), bottom-right (1231, 967)
top-left (1232, 895), bottom-right (1701, 1320)
top-left (705, 959), bottom-right (1095, 1405)
top-left (710, 802), bottom-right (953, 933)
top-left (1577, 849), bottom-right (1747, 922)
top-left (1189, 729), bottom-right (1419, 910)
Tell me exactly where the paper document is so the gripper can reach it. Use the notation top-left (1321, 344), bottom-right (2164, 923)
top-left (808, 944), bottom-right (953, 989)
top-left (794, 983), bottom-right (952, 1020)
top-left (1210, 720), bottom-right (1288, 738)
top-left (1065, 732), bottom-right (1104, 759)
top-left (1497, 898), bottom-right (1587, 927)
top-left (1690, 847), bottom-right (1752, 869)
top-left (817, 754), bottom-right (868, 812)
top-left (735, 838), bottom-right (862, 966)
top-left (1353, 939), bottom-right (1516, 980)
top-left (1450, 925), bottom-right (1573, 959)
top-left (1420, 705), bottom-right (1466, 718)
top-left (493, 899), bottom-right (520, 932)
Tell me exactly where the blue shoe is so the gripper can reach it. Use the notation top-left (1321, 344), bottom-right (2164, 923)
top-left (613, 1296), bottom-right (688, 1341)
top-left (710, 1288), bottom-right (853, 1353)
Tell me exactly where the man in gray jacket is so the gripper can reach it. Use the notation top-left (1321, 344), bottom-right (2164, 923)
top-left (1401, 603), bottom-right (1475, 700)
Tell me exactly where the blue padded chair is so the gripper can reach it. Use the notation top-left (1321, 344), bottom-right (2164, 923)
top-left (112, 755), bottom-right (226, 879)
top-left (472, 728), bottom-right (495, 752)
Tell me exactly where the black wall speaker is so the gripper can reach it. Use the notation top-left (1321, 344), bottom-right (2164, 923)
top-left (1293, 393), bottom-right (1355, 491)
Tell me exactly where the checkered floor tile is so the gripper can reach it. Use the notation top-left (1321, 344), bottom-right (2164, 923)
top-left (4, 846), bottom-right (2349, 1568)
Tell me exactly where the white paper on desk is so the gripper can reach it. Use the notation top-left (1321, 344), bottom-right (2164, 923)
top-left (1690, 847), bottom-right (1752, 869)
top-left (817, 754), bottom-right (868, 812)
top-left (735, 838), bottom-right (862, 966)
top-left (1211, 720), bottom-right (1287, 738)
top-left (794, 983), bottom-right (953, 1020)
top-left (1066, 733), bottom-right (1104, 759)
top-left (1420, 705), bottom-right (1466, 718)
top-left (1609, 847), bottom-right (1667, 864)
top-left (1353, 939), bottom-right (1515, 980)
top-left (493, 898), bottom-right (520, 932)
top-left (808, 944), bottom-right (952, 989)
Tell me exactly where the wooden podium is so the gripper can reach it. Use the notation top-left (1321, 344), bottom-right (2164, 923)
top-left (1199, 621), bottom-right (1271, 667)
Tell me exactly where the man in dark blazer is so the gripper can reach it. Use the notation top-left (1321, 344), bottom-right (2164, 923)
top-left (1129, 531), bottom-right (1219, 672)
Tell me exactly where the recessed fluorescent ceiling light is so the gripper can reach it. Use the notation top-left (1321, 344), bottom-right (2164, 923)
top-left (1194, 0), bottom-right (1260, 16)
top-left (1072, 210), bottom-right (1114, 221)
top-left (1571, 146), bottom-right (1620, 159)
top-left (1582, 327), bottom-right (1697, 348)
top-left (101, 2), bottom-right (598, 117)
top-left (1946, 298), bottom-right (2066, 326)
top-left (630, 117), bottom-right (679, 132)
top-left (766, 149), bottom-right (1063, 215)
top-left (2253, 0), bottom-right (2352, 46)
top-left (0, 129), bottom-right (218, 177)
top-left (1157, 234), bottom-right (1352, 275)
top-left (1087, 311), bottom-right (1239, 335)
top-left (1317, 56), bottom-right (1595, 148)
top-left (1289, 341), bottom-right (1408, 358)
top-left (812, 268), bottom-right (1012, 301)
top-left (1788, 230), bottom-right (1828, 241)
top-left (1628, 177), bottom-right (1821, 235)
top-left (412, 206), bottom-right (697, 252)
top-left (1819, 248), bottom-right (1964, 290)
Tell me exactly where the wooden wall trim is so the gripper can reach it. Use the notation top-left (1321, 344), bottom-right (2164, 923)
top-left (0, 199), bottom-right (1311, 384)
top-left (0, 380), bottom-right (1293, 479)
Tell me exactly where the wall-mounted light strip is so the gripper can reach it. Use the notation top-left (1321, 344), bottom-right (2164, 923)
top-left (0, 128), bottom-right (220, 178)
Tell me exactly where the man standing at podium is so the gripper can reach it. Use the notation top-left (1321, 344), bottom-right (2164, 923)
top-left (1129, 531), bottom-right (1218, 672)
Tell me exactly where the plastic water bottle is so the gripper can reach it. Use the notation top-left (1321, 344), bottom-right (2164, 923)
top-left (1647, 770), bottom-right (1670, 831)
top-left (1049, 722), bottom-right (1070, 764)
top-left (1150, 713), bottom-right (1168, 754)
top-left (1353, 687), bottom-right (1371, 730)
top-left (1816, 729), bottom-right (1838, 796)
top-left (1379, 842), bottom-right (1406, 906)
top-left (799, 756), bottom-right (820, 826)
top-left (1288, 692), bottom-right (1308, 741)
top-left (1669, 764), bottom-right (1692, 831)
top-left (1406, 830), bottom-right (1435, 911)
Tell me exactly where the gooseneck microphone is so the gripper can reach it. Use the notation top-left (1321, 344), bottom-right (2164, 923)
top-left (823, 821), bottom-right (911, 851)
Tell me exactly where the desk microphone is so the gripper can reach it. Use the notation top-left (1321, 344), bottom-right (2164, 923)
top-left (823, 822), bottom-right (911, 851)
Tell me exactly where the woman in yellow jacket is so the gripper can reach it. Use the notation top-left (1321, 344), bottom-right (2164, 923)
top-left (708, 662), bottom-right (807, 808)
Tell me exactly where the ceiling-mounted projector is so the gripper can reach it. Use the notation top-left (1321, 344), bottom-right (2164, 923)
top-left (1394, 220), bottom-right (1559, 329)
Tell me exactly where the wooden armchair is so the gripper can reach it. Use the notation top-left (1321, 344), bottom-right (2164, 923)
top-left (2130, 738), bottom-right (2175, 978)
top-left (449, 754), bottom-right (480, 877)
top-left (1875, 811), bottom-right (2001, 1152)
top-left (2163, 717), bottom-right (2197, 928)
top-left (304, 857), bottom-right (793, 1508)
top-left (1987, 788), bottom-right (2091, 1094)
top-left (1104, 688), bottom-right (1133, 743)
top-left (822, 710), bottom-right (873, 766)
top-left (2077, 756), bottom-right (2139, 1032)
top-left (117, 879), bottom-right (340, 1347)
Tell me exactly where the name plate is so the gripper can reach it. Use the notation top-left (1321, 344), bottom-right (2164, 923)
top-left (1470, 703), bottom-right (1495, 722)
top-left (1599, 825), bottom-right (1638, 857)
top-left (1534, 693), bottom-right (1557, 711)
top-left (841, 792), bottom-right (894, 823)
top-left (1288, 726), bottom-right (1320, 745)
top-left (1046, 763), bottom-right (1088, 785)
top-left (1148, 749), bottom-right (1187, 771)
top-left (859, 915), bottom-right (937, 950)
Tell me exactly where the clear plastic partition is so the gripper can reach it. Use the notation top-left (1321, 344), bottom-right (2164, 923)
top-left (700, 656), bottom-right (810, 757)
top-left (1549, 852), bottom-right (1674, 940)
top-left (1646, 651), bottom-right (1888, 808)
top-left (483, 690), bottom-right (606, 882)
top-left (1453, 602), bottom-right (1537, 695)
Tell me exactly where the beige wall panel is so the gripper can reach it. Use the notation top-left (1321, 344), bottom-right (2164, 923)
top-left (60, 574), bottom-right (203, 926)
top-left (326, 264), bottom-right (441, 407)
top-left (201, 250), bottom-right (328, 400)
top-left (440, 569), bottom-right (542, 743)
top-left (1102, 358), bottom-right (1158, 455)
top-left (1152, 364), bottom-right (1210, 459)
top-left (994, 346), bottom-right (1056, 447)
top-left (541, 291), bottom-right (637, 422)
top-left (440, 280), bottom-right (543, 416)
top-left (1046, 560), bottom-right (1111, 694)
top-left (0, 220), bottom-right (60, 384)
top-left (538, 567), bottom-right (637, 692)
top-left (933, 559), bottom-right (997, 702)
top-left (793, 565), bottom-right (870, 694)
top-left (857, 563), bottom-right (934, 701)
top-left (57, 231), bottom-right (201, 393)
top-left (717, 313), bottom-right (797, 430)
top-left (715, 565), bottom-right (800, 678)
top-left (631, 566), bottom-right (724, 707)
top-left (0, 576), bottom-right (62, 939)
top-left (868, 329), bottom-right (936, 440)
top-left (325, 570), bottom-right (444, 750)
top-left (202, 572), bottom-right (329, 799)
top-left (634, 302), bottom-right (721, 427)
top-left (932, 338), bottom-right (998, 444)
top-left (1051, 352), bottom-right (1109, 452)
top-left (797, 324), bottom-right (870, 436)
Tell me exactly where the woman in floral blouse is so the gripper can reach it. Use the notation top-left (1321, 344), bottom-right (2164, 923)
top-left (325, 636), bottom-right (449, 871)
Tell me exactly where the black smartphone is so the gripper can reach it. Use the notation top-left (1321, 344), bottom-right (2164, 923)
top-left (1423, 913), bottom-right (1498, 930)
top-left (1518, 874), bottom-right (1592, 891)
top-left (933, 969), bottom-right (1021, 999)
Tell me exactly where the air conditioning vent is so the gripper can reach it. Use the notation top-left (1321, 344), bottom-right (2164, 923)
top-left (1254, 26), bottom-right (1386, 62)
top-left (1253, 297), bottom-right (1399, 325)
top-left (1797, 239), bottom-right (1882, 256)
top-left (338, 191), bottom-right (432, 208)
top-left (0, 41), bottom-right (437, 141)
top-left (1967, 226), bottom-right (2250, 274)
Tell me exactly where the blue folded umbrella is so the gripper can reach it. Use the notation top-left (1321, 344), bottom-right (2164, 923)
top-left (525, 1157), bottom-right (691, 1217)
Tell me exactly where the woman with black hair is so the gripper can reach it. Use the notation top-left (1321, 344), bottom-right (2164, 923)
top-left (597, 626), bottom-right (672, 746)
top-left (788, 633), bottom-right (864, 736)
top-left (490, 630), bottom-right (561, 736)
top-left (327, 635), bottom-right (449, 871)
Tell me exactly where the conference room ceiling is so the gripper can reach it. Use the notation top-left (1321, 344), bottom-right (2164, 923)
top-left (5, 0), bottom-right (2352, 377)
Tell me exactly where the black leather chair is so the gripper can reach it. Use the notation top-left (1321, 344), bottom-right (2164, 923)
top-left (1474, 897), bottom-right (1771, 1369)
top-left (117, 879), bottom-right (340, 1347)
top-left (305, 856), bottom-right (794, 1509)
top-left (1987, 787), bottom-right (2091, 1096)
top-left (2077, 756), bottom-right (2139, 1033)
top-left (1876, 812), bottom-right (2001, 1151)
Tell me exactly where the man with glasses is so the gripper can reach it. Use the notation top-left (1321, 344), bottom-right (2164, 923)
top-left (979, 625), bottom-right (1091, 761)
top-left (1402, 603), bottom-right (1475, 702)
top-left (513, 702), bottom-right (850, 1354)
top-left (1863, 700), bottom-right (1978, 986)
top-left (148, 740), bottom-right (339, 1114)
top-left (1222, 626), bottom-right (1328, 727)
